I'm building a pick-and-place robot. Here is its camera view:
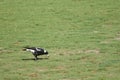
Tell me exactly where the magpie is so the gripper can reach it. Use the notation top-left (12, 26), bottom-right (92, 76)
top-left (23, 47), bottom-right (49, 60)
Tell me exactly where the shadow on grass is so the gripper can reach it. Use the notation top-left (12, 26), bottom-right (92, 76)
top-left (22, 57), bottom-right (49, 61)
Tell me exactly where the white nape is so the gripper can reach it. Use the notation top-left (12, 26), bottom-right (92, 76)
top-left (44, 50), bottom-right (47, 53)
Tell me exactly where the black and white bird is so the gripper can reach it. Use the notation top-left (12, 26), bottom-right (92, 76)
top-left (23, 47), bottom-right (49, 60)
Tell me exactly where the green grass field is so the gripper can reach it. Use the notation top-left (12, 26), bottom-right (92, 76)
top-left (0, 0), bottom-right (120, 80)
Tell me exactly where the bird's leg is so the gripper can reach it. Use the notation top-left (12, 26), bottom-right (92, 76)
top-left (33, 54), bottom-right (38, 60)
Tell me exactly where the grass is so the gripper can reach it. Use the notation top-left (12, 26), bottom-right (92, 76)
top-left (0, 0), bottom-right (120, 80)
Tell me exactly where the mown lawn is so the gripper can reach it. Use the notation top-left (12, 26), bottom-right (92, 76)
top-left (0, 0), bottom-right (120, 80)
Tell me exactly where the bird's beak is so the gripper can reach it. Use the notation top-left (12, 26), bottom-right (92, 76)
top-left (47, 54), bottom-right (49, 57)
